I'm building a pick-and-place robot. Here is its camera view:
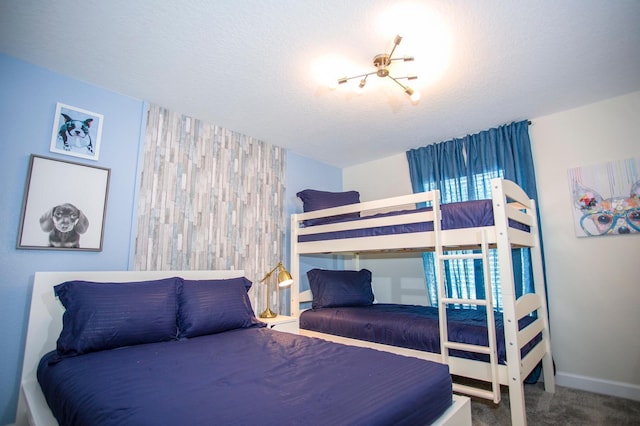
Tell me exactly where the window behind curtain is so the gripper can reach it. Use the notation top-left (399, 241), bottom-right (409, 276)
top-left (407, 120), bottom-right (538, 312)
top-left (423, 170), bottom-right (534, 312)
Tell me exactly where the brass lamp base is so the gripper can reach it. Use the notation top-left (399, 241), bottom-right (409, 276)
top-left (259, 308), bottom-right (277, 319)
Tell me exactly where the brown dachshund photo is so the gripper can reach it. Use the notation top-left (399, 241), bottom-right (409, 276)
top-left (39, 203), bottom-right (89, 248)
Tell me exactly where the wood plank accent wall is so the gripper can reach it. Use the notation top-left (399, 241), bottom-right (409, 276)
top-left (134, 104), bottom-right (287, 311)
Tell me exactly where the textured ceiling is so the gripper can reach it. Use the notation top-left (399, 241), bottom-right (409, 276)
top-left (1, 0), bottom-right (639, 168)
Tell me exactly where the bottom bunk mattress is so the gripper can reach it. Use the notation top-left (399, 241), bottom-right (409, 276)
top-left (300, 304), bottom-right (539, 364)
top-left (38, 327), bottom-right (452, 426)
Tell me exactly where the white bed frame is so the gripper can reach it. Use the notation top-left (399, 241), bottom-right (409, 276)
top-left (15, 270), bottom-right (244, 426)
top-left (290, 178), bottom-right (555, 426)
top-left (15, 270), bottom-right (470, 426)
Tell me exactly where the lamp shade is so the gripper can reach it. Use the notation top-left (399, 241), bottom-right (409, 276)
top-left (277, 268), bottom-right (293, 287)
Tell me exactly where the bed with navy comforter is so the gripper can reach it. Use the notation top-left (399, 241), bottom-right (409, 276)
top-left (290, 180), bottom-right (556, 426)
top-left (38, 327), bottom-right (452, 426)
top-left (297, 199), bottom-right (528, 243)
top-left (300, 304), bottom-right (540, 364)
top-left (30, 272), bottom-right (458, 426)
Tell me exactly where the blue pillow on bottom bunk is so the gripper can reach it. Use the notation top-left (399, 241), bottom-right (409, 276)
top-left (308, 268), bottom-right (374, 309)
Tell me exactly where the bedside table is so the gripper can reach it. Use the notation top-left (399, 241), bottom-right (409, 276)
top-left (260, 315), bottom-right (299, 334)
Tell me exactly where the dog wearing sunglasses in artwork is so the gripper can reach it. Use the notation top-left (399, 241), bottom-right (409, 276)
top-left (573, 180), bottom-right (640, 236)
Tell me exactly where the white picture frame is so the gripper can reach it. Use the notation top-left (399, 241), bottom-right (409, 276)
top-left (49, 102), bottom-right (104, 161)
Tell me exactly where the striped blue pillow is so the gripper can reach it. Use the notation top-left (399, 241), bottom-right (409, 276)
top-left (54, 277), bottom-right (180, 356)
top-left (178, 277), bottom-right (262, 338)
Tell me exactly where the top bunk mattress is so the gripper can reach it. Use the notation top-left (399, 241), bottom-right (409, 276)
top-left (298, 199), bottom-right (528, 243)
top-left (38, 327), bottom-right (452, 426)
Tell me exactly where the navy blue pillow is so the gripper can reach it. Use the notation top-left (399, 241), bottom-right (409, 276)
top-left (55, 277), bottom-right (181, 357)
top-left (296, 189), bottom-right (360, 226)
top-left (178, 277), bottom-right (261, 338)
top-left (307, 269), bottom-right (374, 309)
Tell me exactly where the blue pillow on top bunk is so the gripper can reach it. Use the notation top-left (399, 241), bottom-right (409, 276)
top-left (178, 277), bottom-right (264, 338)
top-left (297, 189), bottom-right (360, 226)
top-left (54, 277), bottom-right (181, 357)
top-left (308, 268), bottom-right (374, 309)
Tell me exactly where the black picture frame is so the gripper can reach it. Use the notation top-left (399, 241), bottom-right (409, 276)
top-left (17, 155), bottom-right (111, 251)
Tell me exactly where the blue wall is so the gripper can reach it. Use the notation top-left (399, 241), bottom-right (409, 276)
top-left (0, 54), bottom-right (342, 424)
top-left (0, 54), bottom-right (147, 424)
top-left (284, 151), bottom-right (343, 305)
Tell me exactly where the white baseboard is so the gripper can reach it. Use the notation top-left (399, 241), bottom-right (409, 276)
top-left (556, 371), bottom-right (640, 401)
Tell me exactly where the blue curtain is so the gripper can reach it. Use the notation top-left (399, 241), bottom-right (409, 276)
top-left (406, 120), bottom-right (540, 310)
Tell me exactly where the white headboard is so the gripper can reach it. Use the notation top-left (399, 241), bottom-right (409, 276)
top-left (16, 270), bottom-right (245, 426)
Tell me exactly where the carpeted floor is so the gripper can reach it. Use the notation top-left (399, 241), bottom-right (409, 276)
top-left (469, 382), bottom-right (640, 425)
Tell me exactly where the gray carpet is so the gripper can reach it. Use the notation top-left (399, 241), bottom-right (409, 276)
top-left (469, 382), bottom-right (640, 425)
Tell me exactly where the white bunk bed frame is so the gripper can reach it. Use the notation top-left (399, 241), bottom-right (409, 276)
top-left (15, 270), bottom-right (470, 426)
top-left (290, 178), bottom-right (555, 426)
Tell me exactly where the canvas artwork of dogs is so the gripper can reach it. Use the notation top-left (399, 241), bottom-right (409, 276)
top-left (573, 180), bottom-right (640, 236)
top-left (39, 203), bottom-right (89, 248)
top-left (58, 113), bottom-right (94, 153)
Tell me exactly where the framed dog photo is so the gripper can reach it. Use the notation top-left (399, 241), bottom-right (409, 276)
top-left (17, 155), bottom-right (111, 251)
top-left (49, 102), bottom-right (104, 161)
top-left (568, 156), bottom-right (640, 237)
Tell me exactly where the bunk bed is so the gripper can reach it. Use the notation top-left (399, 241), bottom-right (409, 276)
top-left (290, 178), bottom-right (555, 426)
top-left (16, 270), bottom-right (471, 426)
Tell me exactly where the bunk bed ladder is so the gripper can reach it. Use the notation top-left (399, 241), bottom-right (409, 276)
top-left (435, 230), bottom-right (501, 403)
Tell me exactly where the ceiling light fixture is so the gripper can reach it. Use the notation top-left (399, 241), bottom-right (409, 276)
top-left (338, 35), bottom-right (420, 103)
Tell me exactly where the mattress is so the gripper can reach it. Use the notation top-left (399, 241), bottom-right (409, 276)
top-left (38, 327), bottom-right (452, 426)
top-left (300, 304), bottom-right (540, 364)
top-left (298, 199), bottom-right (528, 243)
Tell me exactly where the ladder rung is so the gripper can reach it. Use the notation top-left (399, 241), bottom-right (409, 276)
top-left (442, 297), bottom-right (487, 306)
top-left (453, 383), bottom-right (497, 401)
top-left (444, 341), bottom-right (492, 354)
top-left (440, 253), bottom-right (483, 260)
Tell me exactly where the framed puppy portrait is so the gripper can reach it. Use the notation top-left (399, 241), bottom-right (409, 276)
top-left (49, 102), bottom-right (104, 161)
top-left (17, 155), bottom-right (111, 251)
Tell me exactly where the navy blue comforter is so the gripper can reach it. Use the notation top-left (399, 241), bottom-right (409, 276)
top-left (38, 327), bottom-right (452, 426)
top-left (300, 304), bottom-right (539, 364)
top-left (298, 199), bottom-right (529, 243)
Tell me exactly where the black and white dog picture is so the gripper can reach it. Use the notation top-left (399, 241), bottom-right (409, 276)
top-left (39, 203), bottom-right (90, 248)
top-left (17, 155), bottom-right (110, 251)
top-left (49, 103), bottom-right (104, 161)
